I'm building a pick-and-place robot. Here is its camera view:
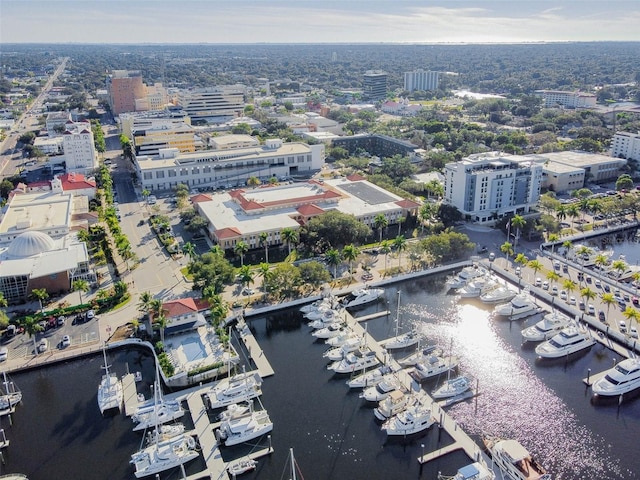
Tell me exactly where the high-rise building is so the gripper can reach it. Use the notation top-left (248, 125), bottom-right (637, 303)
top-left (363, 70), bottom-right (388, 101)
top-left (61, 120), bottom-right (98, 174)
top-left (176, 86), bottom-right (246, 122)
top-left (611, 131), bottom-right (640, 161)
top-left (403, 69), bottom-right (439, 92)
top-left (107, 70), bottom-right (146, 115)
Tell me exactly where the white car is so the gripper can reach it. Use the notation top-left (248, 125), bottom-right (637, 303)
top-left (631, 326), bottom-right (639, 339)
top-left (560, 290), bottom-right (567, 301)
top-left (569, 296), bottom-right (577, 306)
top-left (38, 338), bottom-right (49, 353)
top-left (61, 335), bottom-right (71, 348)
top-left (594, 279), bottom-right (602, 288)
top-left (587, 304), bottom-right (596, 316)
top-left (86, 309), bottom-right (95, 320)
top-left (619, 320), bottom-right (627, 334)
top-left (535, 277), bottom-right (542, 287)
top-left (542, 281), bottom-right (549, 290)
top-left (551, 286), bottom-right (558, 296)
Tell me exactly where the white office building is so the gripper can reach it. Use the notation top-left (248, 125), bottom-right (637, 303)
top-left (61, 121), bottom-right (98, 174)
top-left (176, 85), bottom-right (246, 122)
top-left (444, 152), bottom-right (543, 223)
top-left (534, 90), bottom-right (597, 109)
top-left (403, 70), bottom-right (439, 92)
top-left (611, 131), bottom-right (640, 162)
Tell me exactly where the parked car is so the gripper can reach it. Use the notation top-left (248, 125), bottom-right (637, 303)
top-left (560, 290), bottom-right (567, 301)
top-left (515, 267), bottom-right (521, 277)
top-left (241, 287), bottom-right (256, 296)
top-left (0, 347), bottom-right (7, 362)
top-left (631, 326), bottom-right (639, 339)
top-left (569, 296), bottom-right (576, 306)
top-left (38, 338), bottom-right (49, 353)
top-left (579, 301), bottom-right (586, 311)
top-left (61, 335), bottom-right (71, 348)
top-left (535, 278), bottom-right (542, 287)
top-left (587, 304), bottom-right (596, 316)
top-left (86, 309), bottom-right (95, 320)
top-left (542, 281), bottom-right (549, 290)
top-left (619, 320), bottom-right (627, 334)
top-left (551, 286), bottom-right (558, 296)
top-left (598, 310), bottom-right (606, 322)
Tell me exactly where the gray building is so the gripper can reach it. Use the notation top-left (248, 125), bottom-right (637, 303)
top-left (363, 71), bottom-right (388, 101)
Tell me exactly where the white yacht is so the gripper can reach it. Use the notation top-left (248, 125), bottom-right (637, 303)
top-left (592, 358), bottom-right (640, 397)
top-left (346, 364), bottom-right (396, 389)
top-left (311, 323), bottom-right (348, 340)
top-left (374, 390), bottom-right (423, 421)
top-left (360, 374), bottom-right (402, 402)
top-left (217, 408), bottom-right (273, 447)
top-left (521, 311), bottom-right (572, 342)
top-left (380, 329), bottom-right (421, 350)
top-left (438, 462), bottom-right (495, 480)
top-left (328, 350), bottom-right (380, 374)
top-left (300, 296), bottom-right (337, 314)
top-left (397, 345), bottom-right (442, 367)
top-left (342, 286), bottom-right (384, 309)
top-left (206, 371), bottom-right (263, 409)
top-left (323, 338), bottom-right (364, 361)
top-left (381, 403), bottom-right (436, 436)
top-left (326, 330), bottom-right (360, 347)
top-left (480, 286), bottom-right (516, 305)
top-left (484, 437), bottom-right (551, 480)
top-left (305, 306), bottom-right (341, 322)
top-left (307, 309), bottom-right (343, 329)
top-left (432, 375), bottom-right (471, 399)
top-left (458, 276), bottom-right (498, 298)
top-left (409, 355), bottom-right (459, 382)
top-left (132, 396), bottom-right (184, 432)
top-left (446, 265), bottom-right (486, 290)
top-left (97, 344), bottom-right (123, 415)
top-left (130, 432), bottom-right (198, 478)
top-left (494, 292), bottom-right (539, 320)
top-left (535, 324), bottom-right (595, 359)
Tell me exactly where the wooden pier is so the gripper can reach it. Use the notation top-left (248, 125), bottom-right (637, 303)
top-left (237, 320), bottom-right (274, 378)
top-left (121, 373), bottom-right (140, 416)
top-left (354, 310), bottom-right (391, 323)
top-left (186, 392), bottom-right (227, 480)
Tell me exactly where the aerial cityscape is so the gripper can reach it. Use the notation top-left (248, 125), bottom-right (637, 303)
top-left (1, 2), bottom-right (640, 480)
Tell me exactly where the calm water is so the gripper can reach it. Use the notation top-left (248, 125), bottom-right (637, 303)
top-left (4, 271), bottom-right (640, 480)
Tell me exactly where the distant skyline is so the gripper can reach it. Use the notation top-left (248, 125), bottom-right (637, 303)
top-left (2, 0), bottom-right (640, 44)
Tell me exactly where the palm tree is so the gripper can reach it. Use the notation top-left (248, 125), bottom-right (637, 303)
top-left (567, 205), bottom-right (579, 230)
top-left (547, 233), bottom-right (559, 253)
top-left (210, 245), bottom-right (224, 256)
top-left (281, 228), bottom-right (298, 257)
top-left (325, 248), bottom-right (342, 280)
top-left (258, 232), bottom-right (269, 263)
top-left (510, 215), bottom-right (526, 252)
top-left (396, 216), bottom-right (405, 236)
top-left (380, 240), bottom-right (392, 274)
top-left (580, 287), bottom-right (597, 310)
top-left (342, 244), bottom-right (360, 281)
top-left (555, 205), bottom-right (567, 223)
top-left (594, 254), bottom-right (609, 272)
top-left (500, 241), bottom-right (514, 267)
top-left (181, 241), bottom-right (196, 262)
top-left (418, 203), bottom-right (435, 233)
top-left (622, 306), bottom-right (640, 335)
top-left (247, 176), bottom-right (261, 188)
top-left (393, 235), bottom-right (407, 270)
top-left (137, 291), bottom-right (154, 318)
top-left (562, 279), bottom-right (577, 298)
top-left (601, 292), bottom-right (616, 321)
top-left (149, 298), bottom-right (168, 345)
top-left (373, 213), bottom-right (388, 243)
top-left (514, 253), bottom-right (529, 269)
top-left (528, 259), bottom-right (543, 279)
top-left (142, 189), bottom-right (150, 202)
top-left (611, 259), bottom-right (628, 281)
top-left (72, 279), bottom-right (90, 305)
top-left (237, 265), bottom-right (254, 289)
top-left (631, 272), bottom-right (640, 295)
top-left (562, 240), bottom-right (573, 257)
top-left (575, 245), bottom-right (592, 276)
top-left (24, 316), bottom-right (43, 355)
top-left (233, 240), bottom-right (249, 266)
top-left (258, 262), bottom-right (270, 295)
top-left (30, 288), bottom-right (49, 313)
top-left (546, 270), bottom-right (560, 285)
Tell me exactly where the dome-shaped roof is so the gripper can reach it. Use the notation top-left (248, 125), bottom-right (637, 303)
top-left (6, 231), bottom-right (56, 258)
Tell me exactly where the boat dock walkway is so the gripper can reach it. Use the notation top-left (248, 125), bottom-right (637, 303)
top-left (121, 373), bottom-right (140, 416)
top-left (354, 310), bottom-right (391, 323)
top-left (237, 320), bottom-right (274, 378)
top-left (185, 392), bottom-right (227, 480)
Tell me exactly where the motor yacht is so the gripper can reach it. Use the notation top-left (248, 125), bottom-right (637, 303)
top-left (328, 350), bottom-right (379, 374)
top-left (346, 364), bottom-right (396, 389)
top-left (311, 323), bottom-right (349, 340)
top-left (323, 338), bottom-right (364, 361)
top-left (535, 324), bottom-right (595, 359)
top-left (592, 357), bottom-right (640, 397)
top-left (446, 265), bottom-right (486, 291)
top-left (381, 403), bottom-right (436, 436)
top-left (374, 390), bottom-right (423, 421)
top-left (438, 461), bottom-right (496, 480)
top-left (305, 306), bottom-right (341, 323)
top-left (458, 276), bottom-right (498, 299)
top-left (480, 286), bottom-right (516, 305)
top-left (360, 374), bottom-right (402, 402)
top-left (484, 437), bottom-right (551, 480)
top-left (494, 292), bottom-right (539, 320)
top-left (342, 286), bottom-right (384, 309)
top-left (521, 311), bottom-right (572, 342)
top-left (206, 371), bottom-right (263, 409)
top-left (397, 345), bottom-right (442, 367)
top-left (326, 330), bottom-right (360, 347)
top-left (432, 375), bottom-right (471, 399)
top-left (409, 355), bottom-right (458, 382)
top-left (300, 296), bottom-right (337, 314)
top-left (217, 408), bottom-right (273, 447)
top-left (307, 309), bottom-right (343, 328)
top-left (97, 344), bottom-right (123, 415)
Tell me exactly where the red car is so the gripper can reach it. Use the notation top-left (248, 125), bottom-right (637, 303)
top-left (632, 296), bottom-right (639, 306)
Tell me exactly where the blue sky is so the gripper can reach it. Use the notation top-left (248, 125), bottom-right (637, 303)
top-left (2, 0), bottom-right (640, 44)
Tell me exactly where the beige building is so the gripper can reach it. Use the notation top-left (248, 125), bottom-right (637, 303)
top-left (107, 70), bottom-right (146, 115)
top-left (541, 161), bottom-right (585, 193)
top-left (540, 151), bottom-right (626, 184)
top-left (209, 134), bottom-right (259, 150)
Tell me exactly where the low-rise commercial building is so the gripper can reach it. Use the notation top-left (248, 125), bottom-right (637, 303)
top-left (540, 151), bottom-right (626, 184)
top-left (534, 90), bottom-right (597, 109)
top-left (540, 160), bottom-right (585, 193)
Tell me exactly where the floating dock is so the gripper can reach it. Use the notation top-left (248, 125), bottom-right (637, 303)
top-left (237, 320), bottom-right (274, 378)
top-left (121, 373), bottom-right (140, 416)
top-left (354, 310), bottom-right (391, 323)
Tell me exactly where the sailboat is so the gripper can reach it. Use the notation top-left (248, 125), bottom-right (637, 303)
top-left (286, 448), bottom-right (303, 480)
top-left (130, 384), bottom-right (199, 478)
top-left (97, 343), bottom-right (123, 415)
top-left (380, 291), bottom-right (420, 350)
top-left (132, 365), bottom-right (184, 432)
top-left (0, 372), bottom-right (22, 416)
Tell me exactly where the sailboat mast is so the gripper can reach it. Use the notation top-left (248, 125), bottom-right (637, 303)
top-left (290, 448), bottom-right (297, 480)
top-left (395, 290), bottom-right (401, 338)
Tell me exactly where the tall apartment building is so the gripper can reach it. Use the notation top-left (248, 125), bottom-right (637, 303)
top-left (403, 70), bottom-right (439, 92)
top-left (107, 70), bottom-right (146, 115)
top-left (444, 152), bottom-right (543, 223)
top-left (363, 70), bottom-right (388, 101)
top-left (62, 121), bottom-right (98, 174)
top-left (176, 86), bottom-right (246, 122)
top-left (611, 131), bottom-right (640, 161)
top-left (534, 90), bottom-right (597, 109)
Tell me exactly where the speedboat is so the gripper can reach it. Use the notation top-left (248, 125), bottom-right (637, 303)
top-left (397, 345), bottom-right (442, 367)
top-left (409, 355), bottom-right (458, 382)
top-left (494, 292), bottom-right (539, 320)
top-left (227, 456), bottom-right (257, 476)
top-left (329, 350), bottom-right (379, 374)
top-left (438, 461), bottom-right (496, 480)
top-left (592, 358), bottom-right (640, 397)
top-left (206, 371), bottom-right (263, 409)
top-left (360, 374), bottom-right (402, 402)
top-left (458, 276), bottom-right (498, 299)
top-left (217, 408), bottom-right (273, 447)
top-left (381, 403), bottom-right (436, 436)
top-left (535, 324), bottom-right (595, 359)
top-left (484, 437), bottom-right (551, 480)
top-left (326, 330), bottom-right (360, 347)
top-left (323, 338), bottom-right (364, 361)
top-left (432, 375), bottom-right (471, 399)
top-left (130, 432), bottom-right (198, 478)
top-left (97, 344), bottom-right (123, 415)
top-left (374, 390), bottom-right (423, 421)
top-left (521, 311), bottom-right (572, 342)
top-left (446, 265), bottom-right (486, 291)
top-left (311, 323), bottom-right (349, 340)
top-left (380, 328), bottom-right (421, 350)
top-left (342, 286), bottom-right (384, 309)
top-left (346, 364), bottom-right (396, 389)
top-left (480, 286), bottom-right (516, 305)
top-left (305, 306), bottom-right (340, 322)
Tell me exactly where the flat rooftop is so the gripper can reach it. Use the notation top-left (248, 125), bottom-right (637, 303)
top-left (541, 151), bottom-right (625, 167)
top-left (0, 192), bottom-right (72, 236)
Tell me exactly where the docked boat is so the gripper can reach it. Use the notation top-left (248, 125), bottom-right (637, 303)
top-left (0, 475), bottom-right (29, 480)
top-left (381, 328), bottom-right (421, 350)
top-left (409, 355), bottom-right (458, 382)
top-left (305, 306), bottom-right (341, 322)
top-left (217, 408), bottom-right (273, 447)
top-left (360, 374), bottom-right (402, 402)
top-left (438, 461), bottom-right (495, 480)
top-left (374, 390), bottom-right (423, 421)
top-left (480, 286), bottom-right (516, 305)
top-left (217, 401), bottom-right (252, 422)
top-left (459, 276), bottom-right (498, 299)
top-left (329, 349), bottom-right (380, 374)
top-left (144, 423), bottom-right (186, 446)
top-left (446, 265), bottom-right (486, 290)
top-left (97, 343), bottom-right (123, 415)
top-left (132, 393), bottom-right (184, 432)
top-left (397, 345), bottom-right (442, 367)
top-left (130, 431), bottom-right (199, 478)
top-left (342, 286), bottom-right (384, 309)
top-left (323, 338), bottom-right (364, 361)
top-left (227, 456), bottom-right (257, 476)
top-left (494, 291), bottom-right (539, 320)
top-left (521, 311), bottom-right (572, 342)
top-left (300, 296), bottom-right (337, 314)
top-left (311, 323), bottom-right (349, 340)
top-left (535, 324), bottom-right (595, 359)
top-left (346, 364), bottom-right (396, 389)
top-left (307, 309), bottom-right (343, 328)
top-left (381, 403), bottom-right (436, 436)
top-left (484, 437), bottom-right (551, 480)
top-left (432, 375), bottom-right (471, 399)
top-left (0, 372), bottom-right (22, 415)
top-left (326, 330), bottom-right (360, 347)
top-left (592, 357), bottom-right (640, 397)
top-left (206, 371), bottom-right (263, 409)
